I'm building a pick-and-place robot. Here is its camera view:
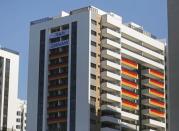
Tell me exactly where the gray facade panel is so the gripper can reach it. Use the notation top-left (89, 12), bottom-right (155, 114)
top-left (168, 0), bottom-right (179, 130)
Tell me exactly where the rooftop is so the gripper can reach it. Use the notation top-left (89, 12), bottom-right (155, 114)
top-left (30, 6), bottom-right (161, 41)
top-left (0, 47), bottom-right (19, 55)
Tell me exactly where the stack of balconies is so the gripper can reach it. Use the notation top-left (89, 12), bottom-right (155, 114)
top-left (47, 26), bottom-right (69, 131)
top-left (100, 14), bottom-right (122, 131)
top-left (141, 68), bottom-right (166, 131)
top-left (121, 57), bottom-right (139, 130)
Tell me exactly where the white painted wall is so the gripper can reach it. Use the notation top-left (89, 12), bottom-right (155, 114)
top-left (0, 49), bottom-right (19, 130)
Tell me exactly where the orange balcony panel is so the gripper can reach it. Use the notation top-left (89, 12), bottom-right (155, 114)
top-left (48, 63), bottom-right (68, 70)
top-left (122, 100), bottom-right (139, 110)
top-left (122, 68), bottom-right (138, 79)
top-left (150, 109), bottom-right (165, 118)
top-left (122, 78), bottom-right (138, 89)
top-left (49, 52), bottom-right (68, 60)
top-left (149, 79), bottom-right (164, 89)
top-left (47, 107), bottom-right (67, 113)
top-left (48, 73), bottom-right (68, 81)
top-left (48, 85), bottom-right (68, 91)
top-left (150, 89), bottom-right (164, 98)
top-left (48, 117), bottom-right (67, 124)
top-left (150, 99), bottom-right (165, 108)
top-left (122, 89), bottom-right (139, 99)
top-left (48, 96), bottom-right (67, 102)
top-left (150, 69), bottom-right (164, 79)
top-left (121, 57), bottom-right (138, 69)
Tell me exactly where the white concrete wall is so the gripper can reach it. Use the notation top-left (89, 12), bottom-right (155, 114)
top-left (28, 9), bottom-right (91, 131)
top-left (0, 49), bottom-right (19, 130)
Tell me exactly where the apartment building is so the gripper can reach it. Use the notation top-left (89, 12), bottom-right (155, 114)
top-left (27, 6), bottom-right (167, 131)
top-left (168, 0), bottom-right (179, 131)
top-left (16, 99), bottom-right (27, 131)
top-left (0, 48), bottom-right (19, 131)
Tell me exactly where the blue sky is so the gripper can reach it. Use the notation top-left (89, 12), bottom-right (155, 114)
top-left (0, 0), bottom-right (167, 100)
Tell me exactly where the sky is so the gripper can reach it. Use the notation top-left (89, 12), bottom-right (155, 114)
top-left (0, 0), bottom-right (167, 100)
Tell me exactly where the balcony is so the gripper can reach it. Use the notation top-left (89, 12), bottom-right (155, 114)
top-left (142, 78), bottom-right (164, 89)
top-left (122, 78), bottom-right (138, 89)
top-left (122, 68), bottom-right (138, 79)
top-left (47, 117), bottom-right (67, 124)
top-left (122, 89), bottom-right (139, 100)
top-left (48, 84), bottom-right (68, 91)
top-left (101, 49), bottom-right (121, 61)
top-left (142, 119), bottom-right (165, 128)
top-left (101, 14), bottom-right (122, 29)
top-left (121, 57), bottom-right (138, 70)
top-left (142, 109), bottom-right (165, 118)
top-left (49, 52), bottom-right (68, 60)
top-left (101, 60), bottom-right (121, 71)
top-left (142, 88), bottom-right (164, 99)
top-left (101, 93), bottom-right (121, 103)
top-left (102, 28), bottom-right (121, 40)
top-left (142, 69), bottom-right (164, 80)
top-left (101, 39), bottom-right (121, 50)
top-left (121, 49), bottom-right (164, 70)
top-left (122, 100), bottom-right (139, 110)
top-left (142, 99), bottom-right (165, 108)
top-left (47, 107), bottom-right (67, 113)
top-left (101, 82), bottom-right (121, 92)
top-left (101, 104), bottom-right (121, 113)
top-left (48, 63), bottom-right (68, 70)
top-left (48, 96), bottom-right (67, 102)
top-left (101, 116), bottom-right (121, 125)
top-left (121, 121), bottom-right (138, 130)
top-left (48, 73), bottom-right (68, 81)
top-left (101, 71), bottom-right (121, 82)
top-left (121, 111), bottom-right (139, 121)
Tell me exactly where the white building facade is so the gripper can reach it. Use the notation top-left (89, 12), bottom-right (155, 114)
top-left (27, 6), bottom-right (167, 131)
top-left (0, 48), bottom-right (19, 131)
top-left (16, 99), bottom-right (27, 131)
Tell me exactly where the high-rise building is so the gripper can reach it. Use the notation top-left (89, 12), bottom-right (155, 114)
top-left (0, 48), bottom-right (19, 131)
top-left (16, 99), bottom-right (27, 131)
top-left (27, 6), bottom-right (167, 131)
top-left (168, 0), bottom-right (179, 131)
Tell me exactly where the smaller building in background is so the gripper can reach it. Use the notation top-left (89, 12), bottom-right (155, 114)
top-left (0, 48), bottom-right (19, 131)
top-left (16, 99), bottom-right (27, 131)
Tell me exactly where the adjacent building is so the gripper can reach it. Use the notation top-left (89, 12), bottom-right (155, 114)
top-left (0, 48), bottom-right (19, 131)
top-left (27, 6), bottom-right (167, 131)
top-left (16, 99), bottom-right (27, 131)
top-left (168, 0), bottom-right (179, 131)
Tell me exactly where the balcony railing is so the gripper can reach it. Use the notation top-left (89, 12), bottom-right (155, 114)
top-left (121, 57), bottom-right (138, 69)
top-left (48, 96), bottom-right (67, 102)
top-left (47, 117), bottom-right (67, 124)
top-left (122, 78), bottom-right (138, 89)
top-left (49, 52), bottom-right (68, 59)
top-left (122, 68), bottom-right (138, 79)
top-left (48, 63), bottom-right (68, 70)
top-left (48, 84), bottom-right (68, 91)
top-left (48, 73), bottom-right (68, 81)
top-left (122, 89), bottom-right (139, 100)
top-left (47, 107), bottom-right (67, 113)
top-left (122, 100), bottom-right (139, 110)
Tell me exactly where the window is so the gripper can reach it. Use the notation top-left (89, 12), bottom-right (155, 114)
top-left (91, 30), bottom-right (97, 36)
top-left (16, 118), bottom-right (21, 122)
top-left (90, 85), bottom-right (96, 91)
top-left (91, 74), bottom-right (96, 79)
top-left (91, 52), bottom-right (96, 57)
top-left (91, 41), bottom-right (96, 47)
top-left (91, 63), bottom-right (96, 68)
top-left (91, 19), bottom-right (97, 25)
